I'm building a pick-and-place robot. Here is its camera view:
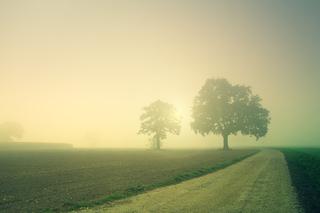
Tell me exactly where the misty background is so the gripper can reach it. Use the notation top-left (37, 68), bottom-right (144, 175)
top-left (0, 0), bottom-right (319, 148)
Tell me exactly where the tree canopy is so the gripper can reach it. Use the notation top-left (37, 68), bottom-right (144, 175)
top-left (191, 78), bottom-right (270, 150)
top-left (138, 100), bottom-right (181, 150)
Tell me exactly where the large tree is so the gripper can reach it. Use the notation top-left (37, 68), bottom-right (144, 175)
top-left (138, 100), bottom-right (181, 150)
top-left (191, 78), bottom-right (270, 150)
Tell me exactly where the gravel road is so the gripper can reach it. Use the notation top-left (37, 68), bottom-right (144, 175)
top-left (80, 150), bottom-right (301, 213)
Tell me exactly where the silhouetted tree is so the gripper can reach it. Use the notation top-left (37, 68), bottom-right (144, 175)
top-left (0, 122), bottom-right (24, 142)
top-left (191, 79), bottom-right (270, 150)
top-left (138, 100), bottom-right (181, 150)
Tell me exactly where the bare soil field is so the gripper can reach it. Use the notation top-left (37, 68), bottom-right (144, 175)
top-left (0, 149), bottom-right (255, 212)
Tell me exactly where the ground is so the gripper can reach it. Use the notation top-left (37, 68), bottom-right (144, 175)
top-left (79, 150), bottom-right (301, 213)
top-left (282, 148), bottom-right (320, 213)
top-left (0, 149), bottom-right (255, 212)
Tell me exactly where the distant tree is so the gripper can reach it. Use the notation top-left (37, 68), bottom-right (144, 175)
top-left (138, 100), bottom-right (181, 150)
top-left (191, 78), bottom-right (270, 150)
top-left (0, 122), bottom-right (24, 142)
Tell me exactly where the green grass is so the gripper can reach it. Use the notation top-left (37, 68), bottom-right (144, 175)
top-left (0, 149), bottom-right (257, 212)
top-left (281, 148), bottom-right (320, 213)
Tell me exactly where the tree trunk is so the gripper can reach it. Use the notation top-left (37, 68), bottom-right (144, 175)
top-left (223, 134), bottom-right (229, 150)
top-left (155, 136), bottom-right (161, 150)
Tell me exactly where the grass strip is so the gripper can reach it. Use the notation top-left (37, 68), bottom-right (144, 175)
top-left (281, 149), bottom-right (320, 213)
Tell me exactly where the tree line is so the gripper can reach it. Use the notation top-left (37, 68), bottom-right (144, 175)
top-left (0, 122), bottom-right (23, 143)
top-left (138, 78), bottom-right (271, 150)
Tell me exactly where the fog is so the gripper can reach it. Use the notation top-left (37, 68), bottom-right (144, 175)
top-left (0, 0), bottom-right (319, 148)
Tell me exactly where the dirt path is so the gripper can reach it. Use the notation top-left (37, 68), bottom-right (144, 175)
top-left (79, 150), bottom-right (301, 213)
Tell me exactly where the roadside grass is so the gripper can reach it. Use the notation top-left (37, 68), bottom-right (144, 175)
top-left (281, 148), bottom-right (320, 213)
top-left (0, 149), bottom-right (257, 212)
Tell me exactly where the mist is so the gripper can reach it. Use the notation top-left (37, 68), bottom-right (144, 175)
top-left (1, 0), bottom-right (319, 148)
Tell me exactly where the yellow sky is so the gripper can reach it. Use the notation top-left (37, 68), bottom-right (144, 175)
top-left (1, 0), bottom-right (319, 148)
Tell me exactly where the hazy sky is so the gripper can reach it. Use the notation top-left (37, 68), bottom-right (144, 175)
top-left (0, 0), bottom-right (319, 148)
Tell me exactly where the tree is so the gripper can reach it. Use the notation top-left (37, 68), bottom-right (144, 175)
top-left (0, 122), bottom-right (24, 142)
top-left (191, 78), bottom-right (270, 150)
top-left (138, 100), bottom-right (181, 150)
